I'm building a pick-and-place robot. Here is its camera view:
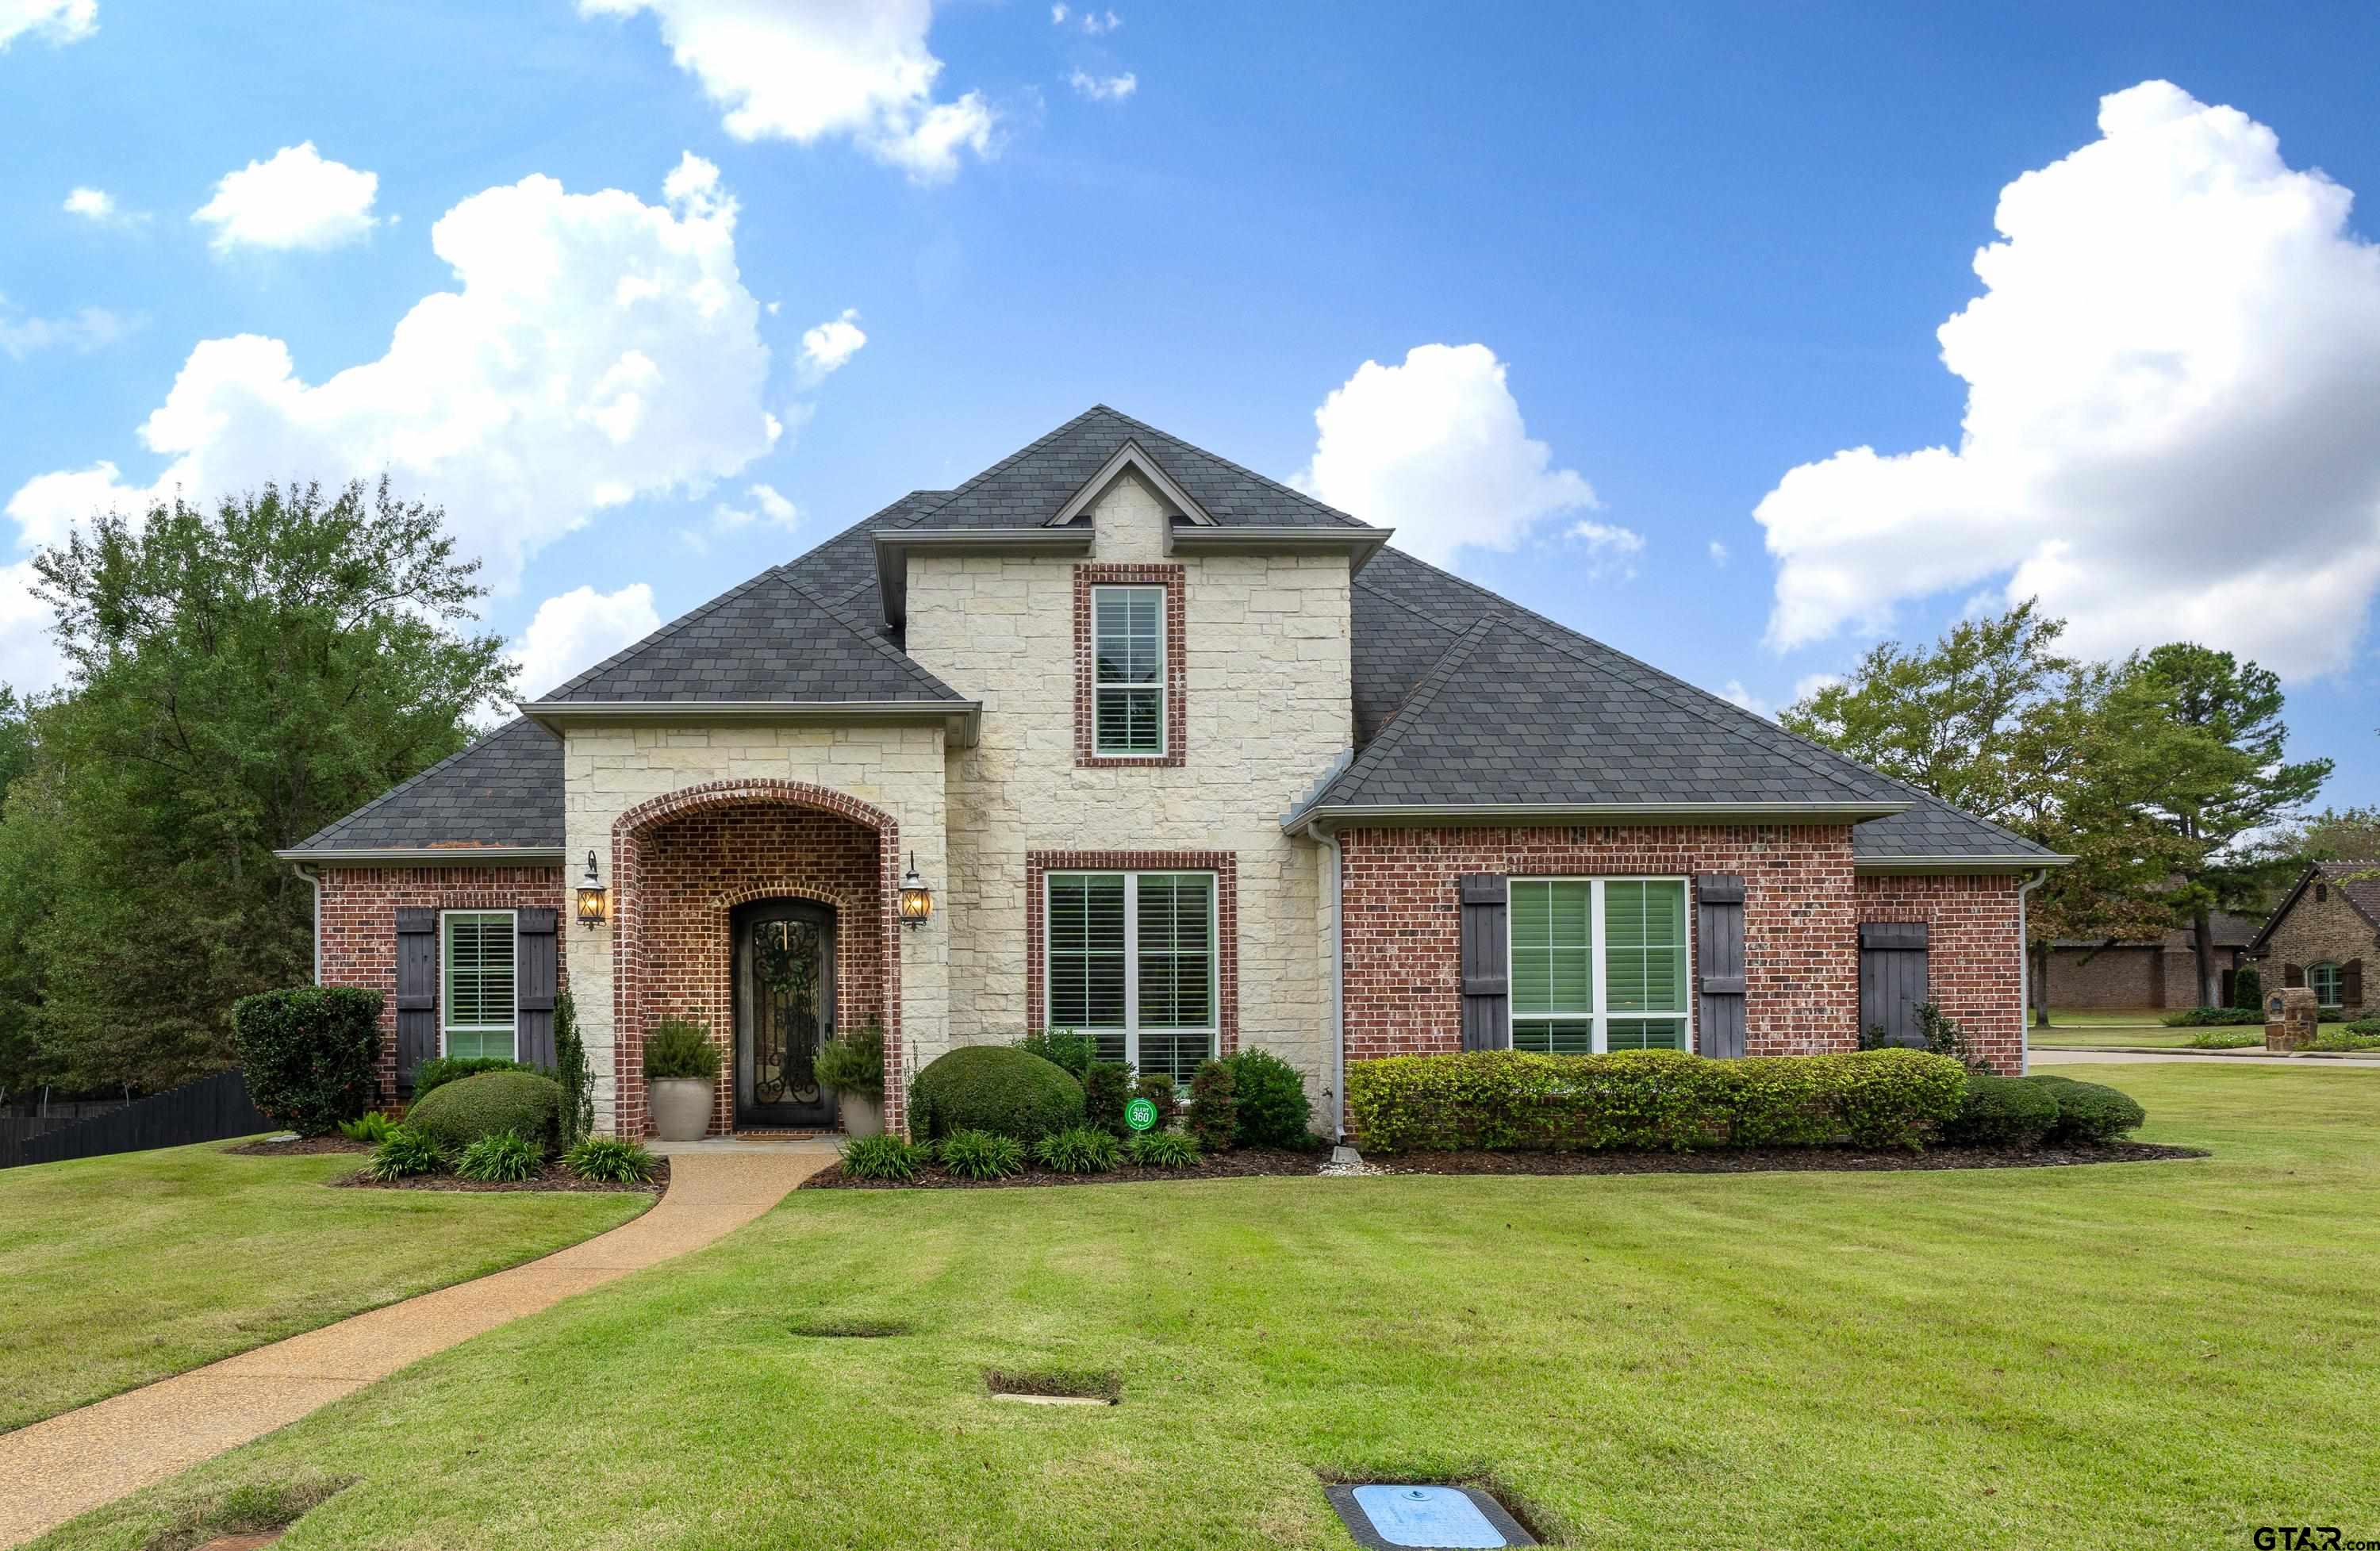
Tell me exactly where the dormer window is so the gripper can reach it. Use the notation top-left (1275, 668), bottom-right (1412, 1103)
top-left (1092, 585), bottom-right (1165, 756)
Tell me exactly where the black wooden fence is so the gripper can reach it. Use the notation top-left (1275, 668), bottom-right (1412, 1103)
top-left (0, 1069), bottom-right (272, 1170)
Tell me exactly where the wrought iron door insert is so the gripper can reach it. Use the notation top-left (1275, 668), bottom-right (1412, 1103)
top-left (731, 900), bottom-right (837, 1129)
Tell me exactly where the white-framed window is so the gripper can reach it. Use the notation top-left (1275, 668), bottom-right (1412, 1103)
top-left (1046, 870), bottom-right (1215, 1083)
top-left (1508, 877), bottom-right (1691, 1053)
top-left (2309, 961), bottom-right (2343, 1009)
top-left (1091, 585), bottom-right (1165, 755)
top-left (441, 910), bottom-right (518, 1061)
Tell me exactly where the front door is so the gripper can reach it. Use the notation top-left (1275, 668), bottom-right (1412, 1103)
top-left (731, 900), bottom-right (837, 1129)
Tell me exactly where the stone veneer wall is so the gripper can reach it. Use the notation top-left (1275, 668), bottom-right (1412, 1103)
top-left (1336, 824), bottom-right (1862, 1061)
top-left (2255, 885), bottom-right (2378, 1015)
top-left (631, 802), bottom-right (889, 1136)
top-left (902, 470), bottom-right (1349, 1104)
top-left (314, 863), bottom-right (564, 1106)
top-left (562, 724), bottom-right (947, 1137)
top-left (1852, 872), bottom-right (2026, 1073)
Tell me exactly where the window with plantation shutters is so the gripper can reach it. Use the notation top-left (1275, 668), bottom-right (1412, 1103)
top-left (1092, 585), bottom-right (1165, 754)
top-left (1046, 870), bottom-right (1215, 1084)
top-left (441, 911), bottom-right (518, 1061)
top-left (1508, 878), bottom-right (1690, 1054)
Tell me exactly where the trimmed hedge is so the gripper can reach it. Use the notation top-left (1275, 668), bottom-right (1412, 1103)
top-left (413, 1056), bottom-right (533, 1099)
top-left (1942, 1073), bottom-right (2060, 1146)
top-left (2027, 1075), bottom-right (2146, 1143)
top-left (2161, 1006), bottom-right (2263, 1027)
top-left (911, 1045), bottom-right (1085, 1142)
top-left (232, 986), bottom-right (383, 1135)
top-left (403, 1069), bottom-right (562, 1154)
top-left (1346, 1049), bottom-right (1967, 1154)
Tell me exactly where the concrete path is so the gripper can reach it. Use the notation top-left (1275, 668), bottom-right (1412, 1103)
top-left (2033, 1048), bottom-right (2380, 1068)
top-left (0, 1148), bottom-right (829, 1549)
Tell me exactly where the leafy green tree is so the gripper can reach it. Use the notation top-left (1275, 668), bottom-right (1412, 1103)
top-left (14, 480), bottom-right (513, 1090)
top-left (2119, 644), bottom-right (2332, 1005)
top-left (2282, 805), bottom-right (2380, 865)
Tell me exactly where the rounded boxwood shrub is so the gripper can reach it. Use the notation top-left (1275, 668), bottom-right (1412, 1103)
top-left (413, 1056), bottom-right (533, 1100)
top-left (1942, 1073), bottom-right (2060, 1146)
top-left (910, 1045), bottom-right (1084, 1142)
top-left (232, 986), bottom-right (383, 1135)
top-left (2027, 1075), bottom-right (2146, 1144)
top-left (403, 1069), bottom-right (562, 1154)
top-left (1219, 1048), bottom-right (1311, 1148)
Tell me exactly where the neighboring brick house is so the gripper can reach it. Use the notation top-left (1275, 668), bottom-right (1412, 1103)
top-left (2244, 862), bottom-right (2379, 1018)
top-left (279, 407), bottom-right (2068, 1140)
top-left (2042, 915), bottom-right (2258, 1012)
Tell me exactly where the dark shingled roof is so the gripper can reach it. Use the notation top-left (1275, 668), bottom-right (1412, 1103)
top-left (288, 407), bottom-right (2058, 866)
top-left (2247, 861), bottom-right (2380, 953)
top-left (290, 718), bottom-right (562, 853)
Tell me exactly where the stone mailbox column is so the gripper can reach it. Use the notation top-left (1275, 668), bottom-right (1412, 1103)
top-left (2265, 987), bottom-right (2319, 1051)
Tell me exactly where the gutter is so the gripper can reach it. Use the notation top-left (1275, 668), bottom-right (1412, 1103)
top-left (273, 846), bottom-right (566, 866)
top-left (519, 697), bottom-right (982, 749)
top-left (1285, 799), bottom-right (1911, 832)
top-left (2017, 868), bottom-right (2050, 1076)
top-left (294, 863), bottom-right (323, 986)
top-left (1305, 821), bottom-right (1346, 1142)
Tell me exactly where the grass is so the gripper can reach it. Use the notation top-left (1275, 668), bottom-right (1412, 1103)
top-left (0, 1138), bottom-right (648, 1432)
top-left (2028, 1008), bottom-right (2362, 1049)
top-left (30, 1064), bottom-right (2380, 1551)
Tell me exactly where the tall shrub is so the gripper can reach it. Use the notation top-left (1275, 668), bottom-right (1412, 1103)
top-left (1082, 1061), bottom-right (1132, 1137)
top-left (232, 986), bottom-right (383, 1135)
top-left (1220, 1048), bottom-right (1311, 1147)
top-left (554, 989), bottom-right (595, 1146)
top-left (2232, 966), bottom-right (2263, 1012)
top-left (1184, 1060), bottom-right (1238, 1154)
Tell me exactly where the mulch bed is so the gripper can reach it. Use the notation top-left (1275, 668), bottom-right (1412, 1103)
top-left (332, 1157), bottom-right (670, 1194)
top-left (225, 1135), bottom-right (372, 1157)
top-left (803, 1146), bottom-right (1326, 1190)
top-left (804, 1139), bottom-right (2202, 1188)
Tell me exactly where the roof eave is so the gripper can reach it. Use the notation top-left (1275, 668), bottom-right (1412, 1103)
top-left (1286, 800), bottom-right (1913, 834)
top-left (871, 528), bottom-right (1097, 628)
top-left (1853, 854), bottom-right (2074, 875)
top-left (520, 697), bottom-right (982, 749)
top-left (274, 846), bottom-right (566, 866)
top-left (1167, 524), bottom-right (1392, 572)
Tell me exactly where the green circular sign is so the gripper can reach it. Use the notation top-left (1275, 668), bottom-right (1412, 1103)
top-left (1123, 1096), bottom-right (1159, 1132)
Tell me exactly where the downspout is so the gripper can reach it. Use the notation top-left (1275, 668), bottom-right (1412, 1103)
top-left (1305, 821), bottom-right (1345, 1142)
top-left (294, 864), bottom-right (324, 986)
top-left (2016, 869), bottom-right (2048, 1076)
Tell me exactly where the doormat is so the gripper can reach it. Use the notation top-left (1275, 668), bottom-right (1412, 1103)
top-left (1324, 1484), bottom-right (1535, 1549)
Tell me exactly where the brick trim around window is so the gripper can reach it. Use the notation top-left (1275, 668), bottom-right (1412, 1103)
top-left (1073, 563), bottom-right (1187, 767)
top-left (1025, 849), bottom-right (1238, 1054)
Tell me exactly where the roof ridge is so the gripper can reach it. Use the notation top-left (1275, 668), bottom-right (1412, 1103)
top-left (539, 563), bottom-right (789, 703)
top-left (776, 568), bottom-right (966, 701)
top-left (910, 408), bottom-right (1115, 522)
top-left (1094, 404), bottom-right (1370, 529)
top-left (1322, 616), bottom-right (1495, 803)
top-left (294, 717), bottom-right (547, 850)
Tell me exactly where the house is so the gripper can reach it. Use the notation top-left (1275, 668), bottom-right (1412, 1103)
top-left (2042, 915), bottom-right (2259, 1011)
top-left (2244, 862), bottom-right (2377, 1018)
top-left (278, 407), bottom-right (2068, 1140)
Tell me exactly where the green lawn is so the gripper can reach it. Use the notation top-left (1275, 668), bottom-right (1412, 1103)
top-left (0, 1138), bottom-right (648, 1432)
top-left (32, 1064), bottom-right (2380, 1551)
top-left (2029, 1008), bottom-right (2360, 1048)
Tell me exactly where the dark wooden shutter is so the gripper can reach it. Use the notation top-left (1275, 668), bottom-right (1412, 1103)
top-left (1858, 923), bottom-right (1929, 1048)
top-left (1695, 874), bottom-right (1747, 1058)
top-left (516, 908), bottom-right (559, 1070)
top-left (1458, 873), bottom-right (1510, 1051)
top-left (2346, 958), bottom-right (2364, 1008)
top-left (394, 908), bottom-right (438, 1092)
top-left (2284, 962), bottom-right (2305, 989)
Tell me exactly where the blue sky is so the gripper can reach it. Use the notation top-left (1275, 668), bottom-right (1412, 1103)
top-left (5, 0), bottom-right (2377, 804)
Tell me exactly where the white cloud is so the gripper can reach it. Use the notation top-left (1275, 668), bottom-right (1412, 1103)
top-left (1568, 518), bottom-right (1645, 580)
top-left (1756, 81), bottom-right (2380, 681)
top-left (1792, 672), bottom-right (1844, 703)
top-left (0, 297), bottom-right (138, 359)
top-left (507, 583), bottom-right (660, 701)
top-left (1292, 343), bottom-right (1599, 567)
top-left (1, 0), bottom-right (94, 48)
top-left (582, 0), bottom-right (996, 183)
top-left (685, 481), bottom-right (799, 553)
top-left (63, 186), bottom-right (117, 220)
top-left (1067, 68), bottom-right (1134, 102)
top-left (1707, 539), bottom-right (1729, 566)
top-left (1080, 8), bottom-right (1119, 33)
top-left (2, 156), bottom-right (781, 692)
top-left (796, 307), bottom-right (866, 385)
top-left (1719, 680), bottom-right (1772, 718)
top-left (1049, 2), bottom-right (1066, 20)
top-left (191, 143), bottom-right (379, 254)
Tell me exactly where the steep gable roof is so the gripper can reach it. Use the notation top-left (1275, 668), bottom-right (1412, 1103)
top-left (285, 717), bottom-right (562, 856)
top-left (2247, 860), bottom-right (2380, 953)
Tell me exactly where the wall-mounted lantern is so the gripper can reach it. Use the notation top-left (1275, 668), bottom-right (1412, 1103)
top-left (576, 850), bottom-right (609, 930)
top-left (899, 852), bottom-right (934, 929)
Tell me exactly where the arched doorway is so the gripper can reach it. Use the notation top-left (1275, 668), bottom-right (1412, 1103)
top-left (732, 898), bottom-right (838, 1130)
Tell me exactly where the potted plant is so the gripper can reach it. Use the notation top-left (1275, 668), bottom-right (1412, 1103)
top-left (643, 1015), bottom-right (721, 1142)
top-left (813, 1023), bottom-right (887, 1139)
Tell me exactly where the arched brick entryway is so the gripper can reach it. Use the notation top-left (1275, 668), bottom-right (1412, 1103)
top-left (612, 781), bottom-right (901, 1138)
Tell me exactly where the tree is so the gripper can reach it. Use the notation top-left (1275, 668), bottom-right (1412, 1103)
top-left (2281, 804), bottom-right (2380, 865)
top-left (11, 481), bottom-right (514, 1090)
top-left (2119, 644), bottom-right (2332, 1005)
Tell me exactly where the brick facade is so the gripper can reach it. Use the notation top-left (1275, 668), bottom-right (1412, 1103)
top-left (1337, 824), bottom-right (1863, 1061)
top-left (2043, 942), bottom-right (2240, 1011)
top-left (1073, 562), bottom-right (1188, 768)
top-left (314, 863), bottom-right (566, 1106)
top-left (611, 781), bottom-right (901, 1138)
top-left (1854, 873), bottom-right (2025, 1073)
top-left (2254, 884), bottom-right (2378, 1016)
top-left (1023, 850), bottom-right (1239, 1054)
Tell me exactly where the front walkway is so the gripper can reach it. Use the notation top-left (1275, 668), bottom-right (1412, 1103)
top-left (0, 1148), bottom-right (829, 1549)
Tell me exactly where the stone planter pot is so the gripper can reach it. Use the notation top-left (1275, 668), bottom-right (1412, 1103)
top-left (650, 1077), bottom-right (714, 1142)
top-left (837, 1091), bottom-right (885, 1139)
